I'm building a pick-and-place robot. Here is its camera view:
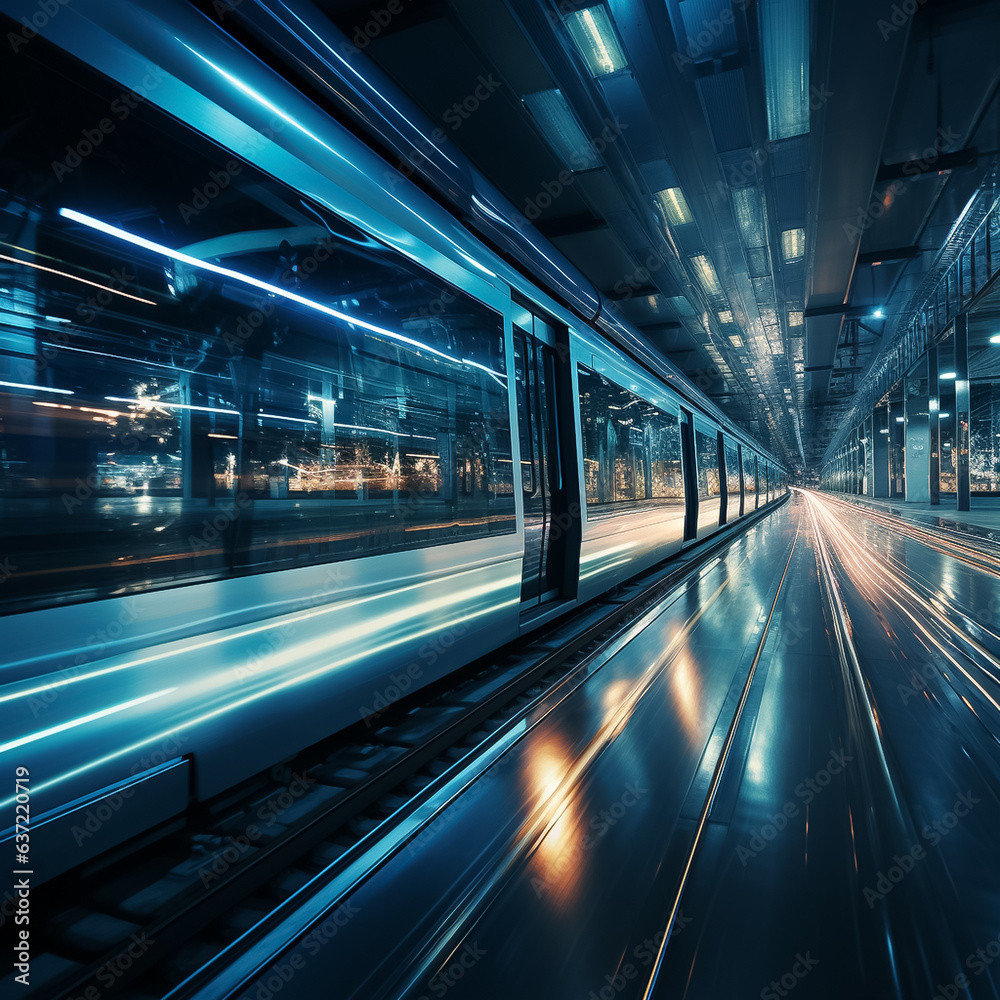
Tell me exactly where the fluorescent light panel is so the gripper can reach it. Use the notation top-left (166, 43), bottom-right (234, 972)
top-left (718, 310), bottom-right (733, 324)
top-left (655, 187), bottom-right (693, 227)
top-left (565, 5), bottom-right (627, 77)
top-left (781, 228), bottom-right (805, 261)
top-left (760, 0), bottom-right (810, 141)
top-left (690, 254), bottom-right (722, 298)
top-left (0, 380), bottom-right (74, 395)
top-left (522, 89), bottom-right (601, 171)
top-left (788, 310), bottom-right (803, 327)
top-left (732, 187), bottom-right (767, 249)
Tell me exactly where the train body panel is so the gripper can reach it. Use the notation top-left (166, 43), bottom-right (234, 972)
top-left (0, 0), bottom-right (786, 878)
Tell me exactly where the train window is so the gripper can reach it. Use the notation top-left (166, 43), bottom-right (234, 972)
top-left (577, 366), bottom-right (683, 510)
top-left (743, 450), bottom-right (758, 503)
top-left (0, 31), bottom-right (514, 611)
top-left (695, 429), bottom-right (721, 501)
top-left (724, 439), bottom-right (740, 511)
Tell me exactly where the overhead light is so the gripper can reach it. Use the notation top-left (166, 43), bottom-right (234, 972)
top-left (655, 187), bottom-right (693, 227)
top-left (990, 334), bottom-right (1000, 344)
top-left (729, 335), bottom-right (744, 348)
top-left (879, 428), bottom-right (889, 434)
top-left (522, 89), bottom-right (601, 171)
top-left (788, 310), bottom-right (803, 327)
top-left (690, 254), bottom-right (722, 297)
top-left (564, 5), bottom-right (628, 77)
top-left (105, 396), bottom-right (238, 415)
top-left (871, 307), bottom-right (885, 319)
top-left (760, 0), bottom-right (810, 141)
top-left (58, 208), bottom-right (503, 382)
top-left (718, 310), bottom-right (734, 324)
top-left (0, 380), bottom-right (74, 395)
top-left (938, 412), bottom-right (951, 419)
top-left (781, 228), bottom-right (805, 262)
top-left (732, 187), bottom-right (767, 249)
top-left (896, 416), bottom-right (905, 423)
top-left (940, 371), bottom-right (956, 380)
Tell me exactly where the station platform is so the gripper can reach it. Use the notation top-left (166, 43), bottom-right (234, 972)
top-left (829, 493), bottom-right (1000, 539)
top-left (227, 490), bottom-right (1000, 1000)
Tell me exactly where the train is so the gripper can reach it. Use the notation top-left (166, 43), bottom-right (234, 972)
top-left (0, 0), bottom-right (786, 882)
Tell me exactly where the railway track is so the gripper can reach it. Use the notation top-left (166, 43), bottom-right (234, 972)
top-left (15, 500), bottom-right (787, 1000)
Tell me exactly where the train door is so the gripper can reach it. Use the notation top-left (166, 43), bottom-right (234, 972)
top-left (513, 312), bottom-right (575, 609)
top-left (680, 408), bottom-right (698, 541)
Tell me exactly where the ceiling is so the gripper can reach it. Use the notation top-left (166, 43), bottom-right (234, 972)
top-left (310, 0), bottom-right (1000, 473)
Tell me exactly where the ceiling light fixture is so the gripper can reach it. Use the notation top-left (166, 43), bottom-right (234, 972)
top-left (522, 89), bottom-right (601, 171)
top-left (655, 187), bottom-right (694, 227)
top-left (760, 0), bottom-right (810, 141)
top-left (690, 254), bottom-right (722, 297)
top-left (565, 5), bottom-right (628, 77)
top-left (781, 228), bottom-right (805, 262)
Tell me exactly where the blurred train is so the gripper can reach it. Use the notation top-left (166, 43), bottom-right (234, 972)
top-left (0, 0), bottom-right (786, 880)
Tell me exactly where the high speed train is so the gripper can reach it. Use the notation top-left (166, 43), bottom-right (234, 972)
top-left (0, 0), bottom-right (786, 881)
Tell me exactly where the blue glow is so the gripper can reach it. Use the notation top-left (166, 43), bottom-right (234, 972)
top-left (257, 412), bottom-right (317, 425)
top-left (760, 0), bottom-right (810, 141)
top-left (0, 380), bottom-right (74, 395)
top-left (105, 395), bottom-right (238, 415)
top-left (0, 690), bottom-right (175, 755)
top-left (58, 209), bottom-right (505, 382)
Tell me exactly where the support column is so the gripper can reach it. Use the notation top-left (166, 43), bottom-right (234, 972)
top-left (863, 414), bottom-right (875, 495)
top-left (928, 346), bottom-right (940, 505)
top-left (956, 312), bottom-right (971, 511)
top-left (904, 357), bottom-right (931, 503)
top-left (873, 405), bottom-right (889, 497)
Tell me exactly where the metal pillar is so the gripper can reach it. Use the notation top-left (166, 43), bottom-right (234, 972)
top-left (956, 312), bottom-right (971, 511)
top-left (904, 356), bottom-right (931, 503)
top-left (928, 346), bottom-right (940, 505)
top-left (873, 405), bottom-right (889, 497)
top-left (863, 414), bottom-right (874, 495)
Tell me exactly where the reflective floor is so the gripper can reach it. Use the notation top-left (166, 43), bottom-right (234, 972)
top-left (246, 491), bottom-right (1000, 1000)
